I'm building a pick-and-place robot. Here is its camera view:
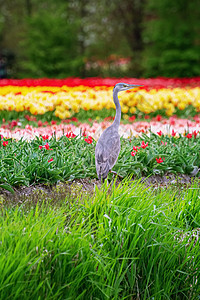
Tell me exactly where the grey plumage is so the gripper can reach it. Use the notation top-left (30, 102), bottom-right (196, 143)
top-left (95, 82), bottom-right (142, 181)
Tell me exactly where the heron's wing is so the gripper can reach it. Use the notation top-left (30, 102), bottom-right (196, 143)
top-left (95, 133), bottom-right (120, 180)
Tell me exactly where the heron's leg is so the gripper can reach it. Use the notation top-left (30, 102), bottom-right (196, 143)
top-left (99, 176), bottom-right (106, 186)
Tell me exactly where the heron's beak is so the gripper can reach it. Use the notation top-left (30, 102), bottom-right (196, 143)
top-left (126, 84), bottom-right (143, 91)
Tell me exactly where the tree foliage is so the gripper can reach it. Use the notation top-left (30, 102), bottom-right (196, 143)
top-left (143, 0), bottom-right (200, 77)
top-left (19, 4), bottom-right (84, 78)
top-left (0, 0), bottom-right (199, 78)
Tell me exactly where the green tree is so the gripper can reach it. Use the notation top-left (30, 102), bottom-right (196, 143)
top-left (143, 0), bottom-right (200, 77)
top-left (20, 7), bottom-right (83, 78)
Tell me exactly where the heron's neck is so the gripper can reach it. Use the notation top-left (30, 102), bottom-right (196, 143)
top-left (112, 89), bottom-right (121, 128)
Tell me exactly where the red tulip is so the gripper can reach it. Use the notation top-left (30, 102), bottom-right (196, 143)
top-left (66, 132), bottom-right (76, 138)
top-left (84, 136), bottom-right (93, 144)
top-left (157, 130), bottom-right (163, 136)
top-left (131, 151), bottom-right (136, 157)
top-left (156, 157), bottom-right (164, 163)
top-left (42, 135), bottom-right (49, 140)
top-left (38, 121), bottom-right (43, 127)
top-left (171, 129), bottom-right (176, 137)
top-left (192, 130), bottom-right (199, 138)
top-left (141, 141), bottom-right (148, 149)
top-left (186, 133), bottom-right (192, 139)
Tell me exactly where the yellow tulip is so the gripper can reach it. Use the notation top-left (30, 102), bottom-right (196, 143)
top-left (121, 105), bottom-right (129, 114)
top-left (130, 107), bottom-right (136, 114)
top-left (0, 84), bottom-right (199, 119)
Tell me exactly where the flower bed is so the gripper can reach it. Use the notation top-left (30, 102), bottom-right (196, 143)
top-left (0, 77), bottom-right (200, 87)
top-left (0, 77), bottom-right (200, 119)
top-left (1, 129), bottom-right (200, 188)
top-left (0, 116), bottom-right (200, 141)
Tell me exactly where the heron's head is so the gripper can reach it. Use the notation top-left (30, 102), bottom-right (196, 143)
top-left (113, 82), bottom-right (143, 93)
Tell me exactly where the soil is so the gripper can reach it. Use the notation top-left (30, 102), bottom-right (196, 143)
top-left (0, 173), bottom-right (198, 207)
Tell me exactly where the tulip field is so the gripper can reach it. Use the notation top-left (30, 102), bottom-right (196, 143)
top-left (0, 77), bottom-right (200, 139)
top-left (0, 77), bottom-right (200, 299)
top-left (0, 77), bottom-right (200, 190)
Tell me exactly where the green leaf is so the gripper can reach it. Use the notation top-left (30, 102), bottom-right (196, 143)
top-left (0, 183), bottom-right (15, 194)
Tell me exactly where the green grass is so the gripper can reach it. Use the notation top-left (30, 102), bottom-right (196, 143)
top-left (0, 179), bottom-right (200, 299)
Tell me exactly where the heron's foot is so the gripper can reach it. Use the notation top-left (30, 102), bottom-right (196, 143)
top-left (110, 170), bottom-right (123, 179)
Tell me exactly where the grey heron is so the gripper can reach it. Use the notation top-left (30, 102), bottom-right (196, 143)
top-left (95, 82), bottom-right (143, 181)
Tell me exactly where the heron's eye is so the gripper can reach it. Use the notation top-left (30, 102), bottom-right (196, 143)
top-left (123, 84), bottom-right (127, 88)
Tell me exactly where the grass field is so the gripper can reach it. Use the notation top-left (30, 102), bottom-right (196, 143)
top-left (0, 179), bottom-right (200, 299)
